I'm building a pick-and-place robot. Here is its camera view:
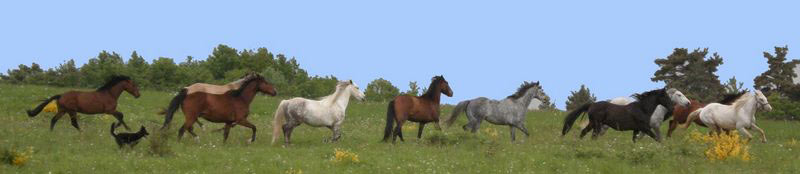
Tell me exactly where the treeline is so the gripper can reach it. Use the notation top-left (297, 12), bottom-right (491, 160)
top-left (564, 46), bottom-right (800, 120)
top-left (1, 44), bottom-right (341, 98)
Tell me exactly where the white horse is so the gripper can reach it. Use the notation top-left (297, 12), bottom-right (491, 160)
top-left (683, 90), bottom-right (772, 143)
top-left (271, 80), bottom-right (366, 145)
top-left (579, 97), bottom-right (671, 137)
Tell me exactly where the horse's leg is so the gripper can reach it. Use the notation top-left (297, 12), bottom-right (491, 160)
top-left (471, 120), bottom-right (482, 133)
top-left (417, 123), bottom-right (426, 139)
top-left (237, 119), bottom-right (257, 143)
top-left (514, 123), bottom-right (530, 137)
top-left (591, 121), bottom-right (602, 140)
top-left (632, 130), bottom-right (640, 143)
top-left (68, 112), bottom-right (80, 131)
top-left (509, 125), bottom-right (516, 142)
top-left (737, 126), bottom-right (755, 142)
top-left (331, 123), bottom-right (343, 142)
top-left (643, 128), bottom-right (660, 143)
top-left (111, 111), bottom-right (131, 130)
top-left (579, 123), bottom-right (593, 139)
top-left (282, 120), bottom-right (301, 145)
top-left (49, 111), bottom-right (66, 131)
top-left (751, 123), bottom-right (767, 143)
top-left (667, 120), bottom-right (677, 138)
top-left (434, 120), bottom-right (442, 131)
top-left (393, 120), bottom-right (405, 142)
top-left (222, 122), bottom-right (234, 143)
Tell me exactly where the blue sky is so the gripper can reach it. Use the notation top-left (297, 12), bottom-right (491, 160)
top-left (1, 1), bottom-right (798, 109)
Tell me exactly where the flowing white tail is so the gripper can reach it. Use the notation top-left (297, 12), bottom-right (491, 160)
top-left (271, 100), bottom-right (288, 144)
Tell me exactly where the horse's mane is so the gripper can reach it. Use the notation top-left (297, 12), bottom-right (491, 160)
top-left (229, 74), bottom-right (265, 97)
top-left (96, 75), bottom-right (131, 91)
top-left (732, 92), bottom-right (754, 111)
top-left (633, 88), bottom-right (666, 101)
top-left (318, 81), bottom-right (351, 101)
top-left (421, 76), bottom-right (445, 99)
top-left (717, 90), bottom-right (748, 105)
top-left (506, 81), bottom-right (540, 100)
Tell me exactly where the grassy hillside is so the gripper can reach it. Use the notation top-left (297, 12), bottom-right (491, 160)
top-left (1, 83), bottom-right (798, 173)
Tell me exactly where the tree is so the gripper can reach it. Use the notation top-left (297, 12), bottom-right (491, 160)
top-left (400, 81), bottom-right (420, 96)
top-left (126, 51), bottom-right (150, 88)
top-left (205, 44), bottom-right (241, 79)
top-left (537, 92), bottom-right (557, 110)
top-left (80, 51), bottom-right (125, 87)
top-left (723, 76), bottom-right (746, 95)
top-left (652, 48), bottom-right (725, 103)
top-left (148, 57), bottom-right (180, 90)
top-left (53, 59), bottom-right (82, 87)
top-left (365, 78), bottom-right (400, 102)
top-left (565, 84), bottom-right (596, 111)
top-left (754, 46), bottom-right (799, 96)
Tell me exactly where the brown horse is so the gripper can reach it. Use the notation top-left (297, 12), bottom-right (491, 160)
top-left (161, 74), bottom-right (276, 143)
top-left (665, 91), bottom-right (748, 137)
top-left (27, 75), bottom-right (141, 131)
top-left (382, 75), bottom-right (453, 143)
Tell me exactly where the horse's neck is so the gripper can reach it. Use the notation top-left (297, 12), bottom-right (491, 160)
top-left (106, 83), bottom-right (125, 99)
top-left (736, 96), bottom-right (758, 118)
top-left (423, 88), bottom-right (442, 103)
top-left (324, 88), bottom-right (351, 109)
top-left (517, 92), bottom-right (537, 107)
top-left (237, 84), bottom-right (259, 104)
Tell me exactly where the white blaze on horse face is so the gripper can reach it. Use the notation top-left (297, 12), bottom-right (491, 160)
top-left (669, 89), bottom-right (690, 107)
top-left (754, 91), bottom-right (772, 112)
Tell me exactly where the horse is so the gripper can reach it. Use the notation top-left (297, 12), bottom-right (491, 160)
top-left (179, 72), bottom-right (259, 128)
top-left (665, 91), bottom-right (747, 137)
top-left (271, 80), bottom-right (365, 145)
top-left (562, 88), bottom-right (690, 142)
top-left (578, 97), bottom-right (670, 138)
top-left (445, 81), bottom-right (545, 141)
top-left (27, 75), bottom-right (141, 131)
top-left (382, 75), bottom-right (453, 143)
top-left (682, 90), bottom-right (772, 143)
top-left (161, 74), bottom-right (277, 143)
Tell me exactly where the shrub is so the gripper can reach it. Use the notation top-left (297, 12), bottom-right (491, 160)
top-left (2, 146), bottom-right (34, 167)
top-left (757, 93), bottom-right (800, 120)
top-left (686, 130), bottom-right (751, 161)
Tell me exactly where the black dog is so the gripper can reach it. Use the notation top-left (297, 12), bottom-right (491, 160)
top-left (111, 123), bottom-right (149, 149)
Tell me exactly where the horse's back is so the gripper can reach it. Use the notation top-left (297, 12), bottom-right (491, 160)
top-left (699, 103), bottom-right (740, 129)
top-left (185, 83), bottom-right (232, 95)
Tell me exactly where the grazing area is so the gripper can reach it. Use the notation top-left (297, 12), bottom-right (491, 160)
top-left (2, 83), bottom-right (799, 173)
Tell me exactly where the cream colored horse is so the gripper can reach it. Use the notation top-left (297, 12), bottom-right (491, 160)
top-left (683, 90), bottom-right (772, 143)
top-left (185, 72), bottom-right (258, 95)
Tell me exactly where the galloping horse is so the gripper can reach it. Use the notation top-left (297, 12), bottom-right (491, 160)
top-left (445, 81), bottom-right (545, 141)
top-left (683, 90), bottom-right (772, 143)
top-left (562, 88), bottom-right (690, 142)
top-left (27, 75), bottom-right (141, 131)
top-left (382, 75), bottom-right (453, 143)
top-left (161, 74), bottom-right (276, 142)
top-left (578, 97), bottom-right (670, 138)
top-left (665, 91), bottom-right (747, 137)
top-left (271, 80), bottom-right (365, 145)
top-left (178, 72), bottom-right (259, 128)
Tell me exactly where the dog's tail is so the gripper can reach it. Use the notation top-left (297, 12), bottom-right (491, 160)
top-left (444, 100), bottom-right (470, 128)
top-left (562, 102), bottom-right (592, 136)
top-left (27, 95), bottom-right (61, 117)
top-left (271, 100), bottom-right (289, 144)
top-left (161, 89), bottom-right (187, 130)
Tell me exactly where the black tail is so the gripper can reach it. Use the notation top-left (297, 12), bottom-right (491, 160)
top-left (562, 103), bottom-right (592, 136)
top-left (382, 100), bottom-right (396, 142)
top-left (161, 89), bottom-right (187, 130)
top-left (27, 95), bottom-right (61, 117)
top-left (110, 122), bottom-right (119, 137)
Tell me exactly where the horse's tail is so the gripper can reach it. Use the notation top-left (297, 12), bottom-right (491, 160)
top-left (382, 100), bottom-right (396, 142)
top-left (445, 100), bottom-right (470, 128)
top-left (562, 102), bottom-right (592, 136)
top-left (271, 100), bottom-right (289, 144)
top-left (682, 109), bottom-right (702, 129)
top-left (110, 122), bottom-right (118, 138)
top-left (161, 89), bottom-right (187, 130)
top-left (27, 95), bottom-right (61, 117)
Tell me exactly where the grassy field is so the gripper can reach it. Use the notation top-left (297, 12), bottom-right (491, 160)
top-left (1, 83), bottom-right (799, 173)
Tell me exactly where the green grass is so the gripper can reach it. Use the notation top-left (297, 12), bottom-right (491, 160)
top-left (1, 83), bottom-right (799, 173)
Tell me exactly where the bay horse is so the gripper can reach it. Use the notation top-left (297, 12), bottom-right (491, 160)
top-left (562, 88), bottom-right (690, 142)
top-left (161, 74), bottom-right (276, 143)
top-left (179, 72), bottom-right (259, 128)
top-left (27, 75), bottom-right (141, 131)
top-left (445, 81), bottom-right (545, 141)
top-left (682, 90), bottom-right (772, 143)
top-left (382, 75), bottom-right (453, 143)
top-left (271, 80), bottom-right (365, 145)
top-left (665, 91), bottom-right (748, 137)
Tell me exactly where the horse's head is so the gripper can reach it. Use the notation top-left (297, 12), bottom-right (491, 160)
top-left (754, 90), bottom-right (772, 112)
top-left (666, 88), bottom-right (689, 107)
top-left (527, 81), bottom-right (546, 101)
top-left (254, 75), bottom-right (278, 96)
top-left (123, 79), bottom-right (141, 98)
top-left (344, 80), bottom-right (365, 101)
top-left (434, 75), bottom-right (453, 97)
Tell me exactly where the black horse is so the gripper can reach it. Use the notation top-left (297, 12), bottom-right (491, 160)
top-left (561, 88), bottom-right (688, 142)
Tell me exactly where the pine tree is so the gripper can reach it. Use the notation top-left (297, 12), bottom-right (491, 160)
top-left (724, 76), bottom-right (746, 94)
top-left (652, 48), bottom-right (725, 103)
top-left (754, 46), bottom-right (799, 95)
top-left (565, 84), bottom-right (596, 111)
top-left (401, 81), bottom-right (420, 96)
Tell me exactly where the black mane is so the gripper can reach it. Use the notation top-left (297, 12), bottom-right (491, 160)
top-left (229, 74), bottom-right (265, 97)
top-left (96, 75), bottom-right (131, 91)
top-left (506, 81), bottom-right (540, 100)
top-left (421, 76), bottom-right (445, 99)
top-left (633, 88), bottom-right (666, 101)
top-left (718, 90), bottom-right (748, 105)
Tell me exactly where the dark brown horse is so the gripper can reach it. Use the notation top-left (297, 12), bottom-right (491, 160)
top-left (382, 75), bottom-right (453, 143)
top-left (161, 74), bottom-right (276, 143)
top-left (666, 91), bottom-right (748, 137)
top-left (27, 75), bottom-right (141, 131)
